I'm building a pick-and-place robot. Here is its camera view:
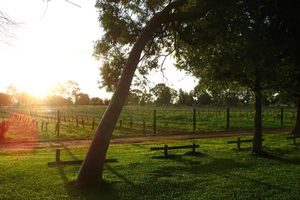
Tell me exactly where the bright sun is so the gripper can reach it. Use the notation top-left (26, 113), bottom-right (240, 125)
top-left (15, 79), bottom-right (54, 99)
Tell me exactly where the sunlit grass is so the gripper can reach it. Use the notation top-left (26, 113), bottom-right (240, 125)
top-left (1, 132), bottom-right (300, 199)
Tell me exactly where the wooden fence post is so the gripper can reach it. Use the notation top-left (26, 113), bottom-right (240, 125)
top-left (143, 119), bottom-right (146, 135)
top-left (226, 107), bottom-right (230, 129)
top-left (92, 117), bottom-right (95, 130)
top-left (237, 137), bottom-right (241, 150)
top-left (56, 110), bottom-right (60, 137)
top-left (153, 109), bottom-right (157, 134)
top-left (280, 107), bottom-right (283, 125)
top-left (193, 108), bottom-right (196, 132)
top-left (164, 144), bottom-right (168, 156)
top-left (45, 122), bottom-right (48, 132)
top-left (55, 149), bottom-right (61, 162)
top-left (82, 119), bottom-right (85, 129)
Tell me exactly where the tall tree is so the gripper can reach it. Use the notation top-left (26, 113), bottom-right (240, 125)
top-left (6, 84), bottom-right (17, 104)
top-left (175, 0), bottom-right (289, 154)
top-left (64, 80), bottom-right (80, 103)
top-left (150, 83), bottom-right (177, 105)
top-left (77, 0), bottom-right (209, 186)
top-left (176, 89), bottom-right (194, 106)
top-left (75, 93), bottom-right (90, 105)
top-left (90, 97), bottom-right (104, 105)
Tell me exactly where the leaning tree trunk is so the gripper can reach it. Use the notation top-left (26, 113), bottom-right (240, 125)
top-left (252, 80), bottom-right (263, 154)
top-left (291, 98), bottom-right (300, 136)
top-left (76, 0), bottom-right (189, 187)
top-left (76, 23), bottom-right (156, 187)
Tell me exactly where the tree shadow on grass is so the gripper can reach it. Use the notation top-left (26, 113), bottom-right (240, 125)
top-left (150, 157), bottom-right (247, 178)
top-left (257, 153), bottom-right (300, 165)
top-left (151, 151), bottom-right (207, 160)
top-left (56, 165), bottom-right (120, 200)
top-left (150, 157), bottom-right (292, 194)
top-left (230, 147), bottom-right (252, 152)
top-left (259, 146), bottom-right (300, 165)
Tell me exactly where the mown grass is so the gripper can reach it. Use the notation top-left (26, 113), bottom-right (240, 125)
top-left (1, 132), bottom-right (300, 200)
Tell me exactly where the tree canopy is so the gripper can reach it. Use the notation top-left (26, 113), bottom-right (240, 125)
top-left (77, 0), bottom-right (300, 185)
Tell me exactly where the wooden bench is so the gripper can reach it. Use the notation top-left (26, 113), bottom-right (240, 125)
top-left (47, 149), bottom-right (117, 167)
top-left (150, 143), bottom-right (199, 156)
top-left (286, 135), bottom-right (300, 145)
top-left (227, 138), bottom-right (265, 150)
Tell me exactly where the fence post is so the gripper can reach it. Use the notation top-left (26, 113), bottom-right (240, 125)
top-left (153, 109), bottom-right (157, 134)
top-left (56, 110), bottom-right (60, 137)
top-left (92, 117), bottom-right (95, 130)
top-left (82, 119), bottom-right (85, 128)
top-left (164, 144), bottom-right (168, 157)
top-left (226, 107), bottom-right (230, 129)
top-left (55, 149), bottom-right (61, 162)
top-left (280, 107), bottom-right (283, 125)
top-left (45, 122), bottom-right (48, 132)
top-left (237, 137), bottom-right (241, 150)
top-left (193, 108), bottom-right (196, 132)
top-left (143, 119), bottom-right (146, 135)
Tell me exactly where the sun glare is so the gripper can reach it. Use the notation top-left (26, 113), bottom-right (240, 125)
top-left (15, 79), bottom-right (53, 99)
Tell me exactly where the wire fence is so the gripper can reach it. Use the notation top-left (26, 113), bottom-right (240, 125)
top-left (0, 105), bottom-right (297, 142)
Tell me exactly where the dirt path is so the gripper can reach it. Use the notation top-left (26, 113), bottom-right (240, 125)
top-left (0, 128), bottom-right (291, 152)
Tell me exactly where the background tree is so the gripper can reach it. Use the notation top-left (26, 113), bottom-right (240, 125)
top-left (0, 93), bottom-right (12, 106)
top-left (177, 89), bottom-right (194, 106)
top-left (45, 95), bottom-right (72, 106)
top-left (64, 80), bottom-right (80, 103)
top-left (52, 82), bottom-right (67, 97)
top-left (194, 91), bottom-right (212, 106)
top-left (16, 92), bottom-right (39, 105)
top-left (75, 93), bottom-right (90, 105)
top-left (150, 83), bottom-right (177, 105)
top-left (6, 84), bottom-right (17, 104)
top-left (51, 81), bottom-right (81, 104)
top-left (90, 97), bottom-right (104, 105)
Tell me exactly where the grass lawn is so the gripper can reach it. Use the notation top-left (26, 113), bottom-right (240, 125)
top-left (1, 132), bottom-right (300, 200)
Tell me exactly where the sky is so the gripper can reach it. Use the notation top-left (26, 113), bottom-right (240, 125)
top-left (0, 0), bottom-right (197, 99)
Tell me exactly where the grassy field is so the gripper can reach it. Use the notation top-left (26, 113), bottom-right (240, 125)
top-left (0, 105), bottom-right (297, 141)
top-left (1, 132), bottom-right (300, 200)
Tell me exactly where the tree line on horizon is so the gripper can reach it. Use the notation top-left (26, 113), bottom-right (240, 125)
top-left (0, 81), bottom-right (293, 107)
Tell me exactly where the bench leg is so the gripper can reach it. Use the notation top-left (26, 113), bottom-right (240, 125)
top-left (192, 143), bottom-right (196, 153)
top-left (56, 149), bottom-right (61, 162)
top-left (293, 135), bottom-right (296, 145)
top-left (237, 138), bottom-right (241, 150)
top-left (164, 145), bottom-right (168, 157)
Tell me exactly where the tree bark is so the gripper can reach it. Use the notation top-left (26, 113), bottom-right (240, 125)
top-left (76, 0), bottom-right (191, 187)
top-left (291, 98), bottom-right (300, 136)
top-left (252, 73), bottom-right (264, 155)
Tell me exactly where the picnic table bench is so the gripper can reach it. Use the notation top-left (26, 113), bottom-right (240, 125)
top-left (150, 143), bottom-right (199, 156)
top-left (227, 137), bottom-right (265, 149)
top-left (47, 148), bottom-right (117, 166)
